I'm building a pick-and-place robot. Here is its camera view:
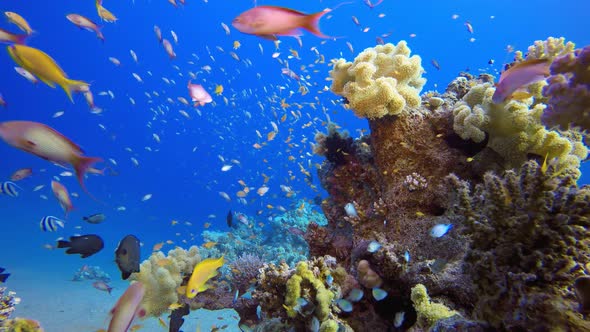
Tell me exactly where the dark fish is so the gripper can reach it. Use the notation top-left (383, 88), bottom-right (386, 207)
top-left (0, 267), bottom-right (10, 283)
top-left (431, 59), bottom-right (441, 70)
top-left (115, 234), bottom-right (140, 280)
top-left (57, 234), bottom-right (104, 258)
top-left (226, 210), bottom-right (233, 228)
top-left (83, 213), bottom-right (106, 224)
top-left (168, 303), bottom-right (189, 332)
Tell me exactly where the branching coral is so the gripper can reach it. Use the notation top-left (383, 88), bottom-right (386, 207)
top-left (230, 253), bottom-right (265, 292)
top-left (410, 284), bottom-right (457, 328)
top-left (129, 246), bottom-right (201, 317)
top-left (447, 160), bottom-right (590, 330)
top-left (514, 36), bottom-right (576, 62)
top-left (0, 287), bottom-right (19, 321)
top-left (452, 81), bottom-right (588, 175)
top-left (329, 41), bottom-right (426, 119)
top-left (542, 45), bottom-right (590, 132)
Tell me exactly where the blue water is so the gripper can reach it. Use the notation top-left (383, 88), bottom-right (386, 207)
top-left (1, 0), bottom-right (589, 328)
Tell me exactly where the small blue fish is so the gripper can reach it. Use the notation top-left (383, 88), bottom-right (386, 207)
top-left (403, 250), bottom-right (410, 263)
top-left (0, 181), bottom-right (20, 197)
top-left (233, 289), bottom-right (239, 305)
top-left (336, 298), bottom-right (353, 312)
top-left (367, 241), bottom-right (381, 253)
top-left (325, 274), bottom-right (333, 286)
top-left (241, 291), bottom-right (253, 300)
top-left (346, 288), bottom-right (364, 302)
top-left (344, 203), bottom-right (358, 218)
top-left (256, 305), bottom-right (262, 320)
top-left (40, 216), bottom-right (65, 232)
top-left (310, 316), bottom-right (320, 332)
top-left (394, 311), bottom-right (405, 328)
top-left (372, 287), bottom-right (388, 301)
top-left (430, 224), bottom-right (453, 238)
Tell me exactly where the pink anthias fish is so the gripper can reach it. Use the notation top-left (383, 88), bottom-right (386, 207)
top-left (232, 5), bottom-right (332, 40)
top-left (93, 280), bottom-right (113, 294)
top-left (281, 67), bottom-right (300, 81)
top-left (492, 58), bottom-right (551, 103)
top-left (187, 81), bottom-right (212, 107)
top-left (363, 0), bottom-right (384, 9)
top-left (66, 14), bottom-right (104, 42)
top-left (0, 121), bottom-right (102, 196)
top-left (162, 39), bottom-right (176, 59)
top-left (0, 28), bottom-right (27, 44)
top-left (108, 282), bottom-right (146, 332)
top-left (51, 180), bottom-right (74, 217)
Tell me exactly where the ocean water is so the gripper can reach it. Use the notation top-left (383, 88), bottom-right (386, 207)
top-left (0, 0), bottom-right (589, 331)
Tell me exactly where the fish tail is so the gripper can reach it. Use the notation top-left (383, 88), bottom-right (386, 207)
top-left (303, 10), bottom-right (331, 39)
top-left (73, 155), bottom-right (103, 202)
top-left (97, 30), bottom-right (105, 42)
top-left (57, 240), bottom-right (71, 248)
top-left (13, 34), bottom-right (28, 45)
top-left (62, 79), bottom-right (90, 103)
top-left (0, 273), bottom-right (9, 283)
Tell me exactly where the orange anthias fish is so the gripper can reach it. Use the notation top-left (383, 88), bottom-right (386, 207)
top-left (108, 282), bottom-right (146, 332)
top-left (232, 6), bottom-right (332, 40)
top-left (0, 28), bottom-right (27, 44)
top-left (51, 180), bottom-right (74, 217)
top-left (66, 14), bottom-right (104, 42)
top-left (10, 167), bottom-right (32, 181)
top-left (492, 58), bottom-right (551, 104)
top-left (0, 121), bottom-right (102, 196)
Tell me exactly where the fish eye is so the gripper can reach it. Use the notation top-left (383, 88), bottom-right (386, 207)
top-left (191, 289), bottom-right (196, 294)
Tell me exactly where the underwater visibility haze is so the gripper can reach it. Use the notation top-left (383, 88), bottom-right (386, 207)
top-left (1, 0), bottom-right (590, 331)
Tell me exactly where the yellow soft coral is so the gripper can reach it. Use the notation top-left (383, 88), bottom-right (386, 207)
top-left (284, 261), bottom-right (334, 321)
top-left (514, 37), bottom-right (575, 62)
top-left (129, 246), bottom-right (201, 317)
top-left (452, 83), bottom-right (588, 176)
top-left (411, 284), bottom-right (457, 328)
top-left (329, 41), bottom-right (426, 119)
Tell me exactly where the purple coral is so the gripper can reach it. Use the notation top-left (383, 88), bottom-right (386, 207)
top-left (230, 253), bottom-right (265, 292)
top-left (542, 45), bottom-right (590, 131)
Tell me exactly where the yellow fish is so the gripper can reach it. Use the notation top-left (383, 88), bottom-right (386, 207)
top-left (202, 241), bottom-right (217, 249)
top-left (186, 256), bottom-right (224, 299)
top-left (7, 45), bottom-right (88, 102)
top-left (96, 0), bottom-right (118, 22)
top-left (5, 12), bottom-right (34, 35)
top-left (233, 40), bottom-right (241, 49)
top-left (214, 85), bottom-right (223, 96)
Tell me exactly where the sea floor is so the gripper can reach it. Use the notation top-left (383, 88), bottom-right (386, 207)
top-left (7, 264), bottom-right (240, 332)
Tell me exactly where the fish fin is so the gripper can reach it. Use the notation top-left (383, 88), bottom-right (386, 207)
top-left (0, 268), bottom-right (4, 273)
top-left (57, 240), bottom-right (71, 248)
top-left (121, 271), bottom-right (131, 280)
top-left (73, 155), bottom-right (103, 200)
top-left (257, 34), bottom-right (278, 41)
top-left (302, 10), bottom-right (331, 38)
top-left (80, 252), bottom-right (93, 258)
top-left (107, 287), bottom-right (113, 295)
top-left (14, 34), bottom-right (28, 45)
top-left (62, 78), bottom-right (89, 103)
top-left (0, 273), bottom-right (10, 283)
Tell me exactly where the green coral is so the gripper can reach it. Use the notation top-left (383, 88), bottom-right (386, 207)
top-left (319, 319), bottom-right (339, 332)
top-left (285, 261), bottom-right (334, 321)
top-left (514, 36), bottom-right (576, 62)
top-left (329, 41), bottom-right (426, 119)
top-left (411, 284), bottom-right (457, 327)
top-left (3, 318), bottom-right (44, 332)
top-left (452, 82), bottom-right (587, 176)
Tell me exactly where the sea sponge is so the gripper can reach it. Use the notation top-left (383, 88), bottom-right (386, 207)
top-left (129, 246), bottom-right (201, 317)
top-left (452, 81), bottom-right (587, 175)
top-left (329, 41), bottom-right (426, 119)
top-left (285, 261), bottom-right (334, 321)
top-left (411, 284), bottom-right (457, 328)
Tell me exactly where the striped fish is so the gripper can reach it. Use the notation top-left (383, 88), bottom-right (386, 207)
top-left (40, 216), bottom-right (65, 232)
top-left (0, 181), bottom-right (20, 197)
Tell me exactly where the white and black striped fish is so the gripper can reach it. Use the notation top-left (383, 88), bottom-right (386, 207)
top-left (0, 181), bottom-right (20, 197)
top-left (40, 216), bottom-right (65, 232)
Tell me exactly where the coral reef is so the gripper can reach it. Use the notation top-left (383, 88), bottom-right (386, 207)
top-left (129, 246), bottom-right (201, 317)
top-left (410, 283), bottom-right (457, 328)
top-left (0, 287), bottom-right (19, 322)
top-left (330, 41), bottom-right (426, 119)
top-left (543, 45), bottom-right (590, 132)
top-left (447, 160), bottom-right (590, 330)
top-left (1, 317), bottom-right (44, 332)
top-left (230, 253), bottom-right (265, 293)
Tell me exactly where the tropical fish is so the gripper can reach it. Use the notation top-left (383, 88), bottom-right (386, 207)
top-left (51, 181), bottom-right (74, 216)
top-left (7, 45), bottom-right (89, 102)
top-left (226, 210), bottom-right (233, 228)
top-left (336, 299), bottom-right (353, 312)
top-left (66, 14), bottom-right (104, 41)
top-left (154, 25), bottom-right (162, 43)
top-left (430, 224), bottom-right (453, 238)
top-left (372, 287), bottom-right (388, 301)
top-left (115, 235), bottom-right (141, 280)
top-left (4, 12), bottom-right (34, 35)
top-left (93, 281), bottom-right (113, 294)
top-left (162, 39), bottom-right (176, 59)
top-left (492, 58), bottom-right (551, 103)
top-left (367, 241), bottom-right (381, 253)
top-left (232, 6), bottom-right (332, 40)
top-left (108, 282), bottom-right (146, 332)
top-left (0, 121), bottom-right (102, 195)
top-left (0, 181), bottom-right (20, 197)
top-left (186, 256), bottom-right (225, 299)
top-left (83, 213), bottom-right (106, 224)
top-left (57, 234), bottom-right (104, 258)
top-left (0, 267), bottom-right (10, 283)
top-left (346, 289), bottom-right (363, 302)
top-left (187, 81), bottom-right (212, 107)
top-left (40, 216), bottom-right (65, 232)
top-left (0, 93), bottom-right (5, 107)
top-left (0, 28), bottom-right (27, 44)
top-left (96, 0), bottom-right (118, 23)
top-left (10, 167), bottom-right (32, 181)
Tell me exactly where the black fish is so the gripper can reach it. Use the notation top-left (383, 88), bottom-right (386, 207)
top-left (168, 303), bottom-right (189, 332)
top-left (0, 267), bottom-right (9, 283)
top-left (226, 210), bottom-right (233, 228)
top-left (115, 235), bottom-right (141, 280)
top-left (83, 213), bottom-right (106, 224)
top-left (57, 234), bottom-right (104, 258)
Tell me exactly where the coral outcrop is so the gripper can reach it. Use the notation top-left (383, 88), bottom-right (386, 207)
top-left (329, 41), bottom-right (426, 119)
top-left (447, 160), bottom-right (590, 330)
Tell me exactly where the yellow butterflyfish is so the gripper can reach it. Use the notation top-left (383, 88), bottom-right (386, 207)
top-left (186, 256), bottom-right (224, 299)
